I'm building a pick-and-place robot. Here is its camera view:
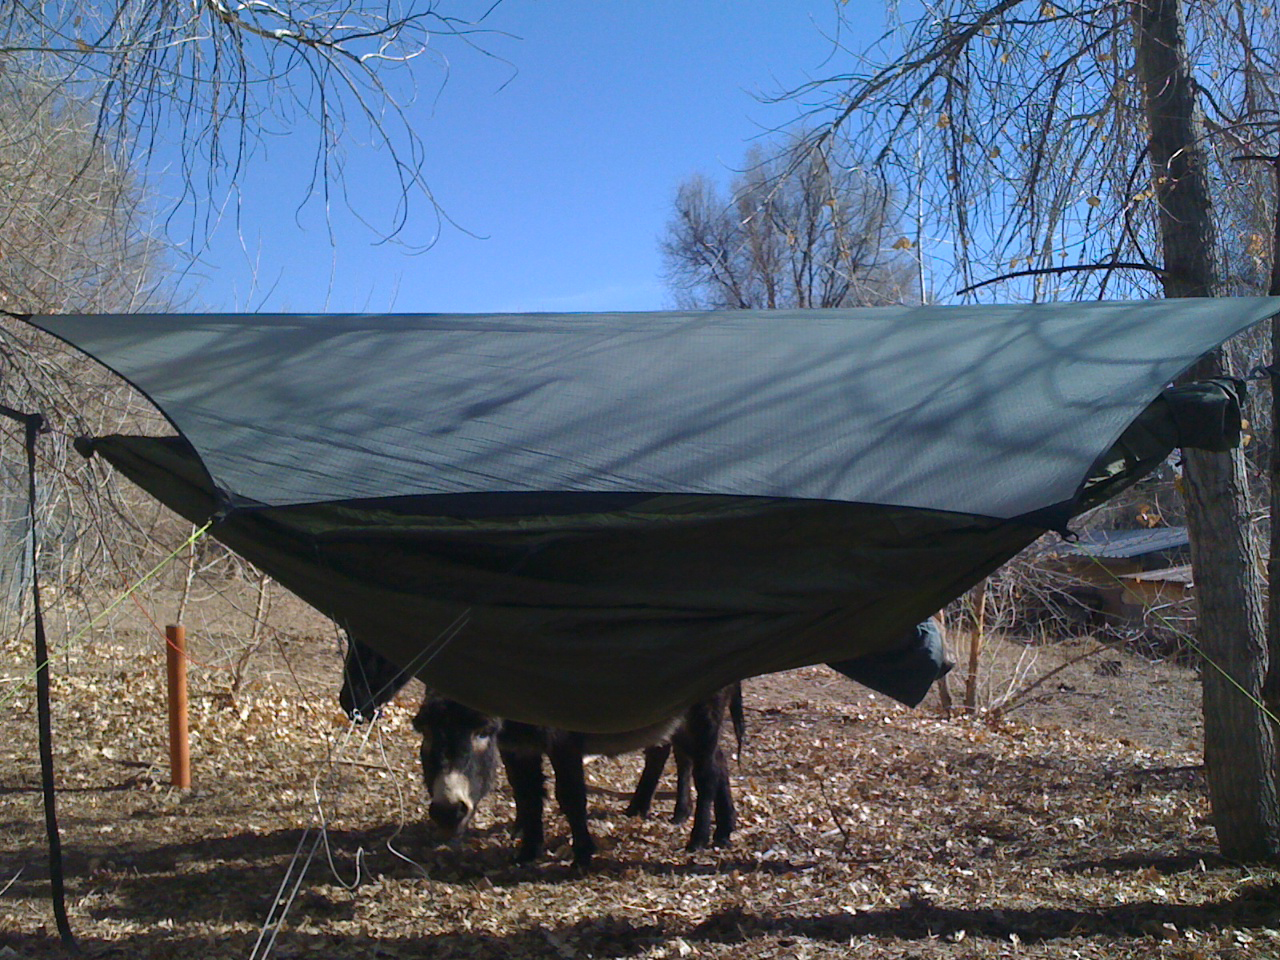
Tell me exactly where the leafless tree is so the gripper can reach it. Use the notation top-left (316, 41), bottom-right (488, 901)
top-left (0, 67), bottom-right (178, 639)
top-left (777, 0), bottom-right (1277, 302)
top-left (661, 135), bottom-right (916, 309)
top-left (778, 0), bottom-right (1280, 858)
top-left (0, 0), bottom-right (503, 249)
top-left (0, 1), bottom-right (506, 635)
top-left (0, 72), bottom-right (170, 316)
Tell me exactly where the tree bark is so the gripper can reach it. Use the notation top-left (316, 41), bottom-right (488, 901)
top-left (1183, 444), bottom-right (1280, 859)
top-left (1134, 0), bottom-right (1280, 860)
top-left (1265, 156), bottom-right (1280, 744)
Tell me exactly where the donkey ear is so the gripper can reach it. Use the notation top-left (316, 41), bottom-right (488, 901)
top-left (411, 700), bottom-right (432, 733)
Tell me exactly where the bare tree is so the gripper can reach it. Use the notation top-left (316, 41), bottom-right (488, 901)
top-left (0, 1), bottom-right (506, 618)
top-left (1133, 0), bottom-right (1276, 860)
top-left (0, 72), bottom-right (170, 315)
top-left (0, 1), bottom-right (503, 249)
top-left (0, 67), bottom-right (177, 634)
top-left (780, 0), bottom-right (1280, 858)
top-left (662, 136), bottom-right (916, 309)
top-left (778, 0), bottom-right (1278, 302)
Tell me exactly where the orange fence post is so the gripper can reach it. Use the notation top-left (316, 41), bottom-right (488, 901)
top-left (165, 624), bottom-right (191, 789)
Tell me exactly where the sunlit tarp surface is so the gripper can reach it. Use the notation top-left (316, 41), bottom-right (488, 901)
top-left (30, 299), bottom-right (1280, 518)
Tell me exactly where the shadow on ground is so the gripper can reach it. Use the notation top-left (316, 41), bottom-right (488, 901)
top-left (5, 882), bottom-right (1280, 960)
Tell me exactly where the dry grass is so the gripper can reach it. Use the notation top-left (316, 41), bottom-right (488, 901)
top-left (1, 599), bottom-right (1278, 960)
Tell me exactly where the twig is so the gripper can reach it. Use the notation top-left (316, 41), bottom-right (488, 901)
top-left (989, 642), bottom-right (1110, 720)
top-left (0, 864), bottom-right (24, 898)
top-left (818, 779), bottom-right (853, 857)
top-left (330, 758), bottom-right (411, 772)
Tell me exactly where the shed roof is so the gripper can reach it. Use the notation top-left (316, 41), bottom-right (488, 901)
top-left (1066, 526), bottom-right (1190, 560)
top-left (1120, 564), bottom-right (1194, 585)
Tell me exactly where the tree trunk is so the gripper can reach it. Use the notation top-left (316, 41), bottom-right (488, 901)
top-left (1134, 0), bottom-right (1280, 860)
top-left (1183, 444), bottom-right (1280, 859)
top-left (1265, 156), bottom-right (1280, 745)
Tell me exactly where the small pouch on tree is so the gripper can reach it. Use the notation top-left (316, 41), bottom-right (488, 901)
top-left (1160, 378), bottom-right (1245, 453)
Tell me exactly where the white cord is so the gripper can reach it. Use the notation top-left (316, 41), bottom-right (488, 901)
top-left (248, 828), bottom-right (324, 960)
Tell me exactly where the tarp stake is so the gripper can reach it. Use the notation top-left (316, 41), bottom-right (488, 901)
top-left (166, 624), bottom-right (191, 789)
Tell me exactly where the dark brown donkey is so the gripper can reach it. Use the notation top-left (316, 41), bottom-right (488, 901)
top-left (412, 687), bottom-right (740, 869)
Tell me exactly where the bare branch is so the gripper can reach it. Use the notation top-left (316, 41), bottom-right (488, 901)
top-left (1, 0), bottom-right (508, 247)
top-left (955, 261), bottom-right (1167, 296)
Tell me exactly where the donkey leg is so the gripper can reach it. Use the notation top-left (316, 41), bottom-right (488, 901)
top-left (548, 737), bottom-right (596, 869)
top-left (501, 749), bottom-right (545, 863)
top-left (626, 743), bottom-right (670, 818)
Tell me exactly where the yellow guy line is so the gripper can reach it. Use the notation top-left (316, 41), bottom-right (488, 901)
top-left (1, 521), bottom-right (213, 710)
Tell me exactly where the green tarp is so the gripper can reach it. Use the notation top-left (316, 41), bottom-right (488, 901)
top-left (26, 301), bottom-right (1279, 731)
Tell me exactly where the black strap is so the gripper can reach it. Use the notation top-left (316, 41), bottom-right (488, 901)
top-left (1, 406), bottom-right (77, 950)
top-left (1247, 363), bottom-right (1280, 382)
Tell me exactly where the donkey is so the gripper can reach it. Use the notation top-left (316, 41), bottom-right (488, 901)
top-left (624, 683), bottom-right (744, 824)
top-left (339, 635), bottom-right (741, 827)
top-left (412, 686), bottom-right (739, 869)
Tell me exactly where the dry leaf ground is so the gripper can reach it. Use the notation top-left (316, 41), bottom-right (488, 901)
top-left (2, 587), bottom-right (1278, 959)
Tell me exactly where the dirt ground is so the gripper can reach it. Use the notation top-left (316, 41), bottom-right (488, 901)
top-left (1, 585), bottom-right (1278, 959)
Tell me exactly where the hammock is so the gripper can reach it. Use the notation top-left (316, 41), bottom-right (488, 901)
top-left (27, 299), bottom-right (1279, 730)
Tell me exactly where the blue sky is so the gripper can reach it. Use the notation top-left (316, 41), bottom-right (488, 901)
top-left (177, 1), bottom-right (873, 314)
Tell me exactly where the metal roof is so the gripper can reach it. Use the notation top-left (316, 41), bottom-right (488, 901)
top-left (1067, 526), bottom-right (1190, 560)
top-left (1120, 564), bottom-right (1194, 584)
